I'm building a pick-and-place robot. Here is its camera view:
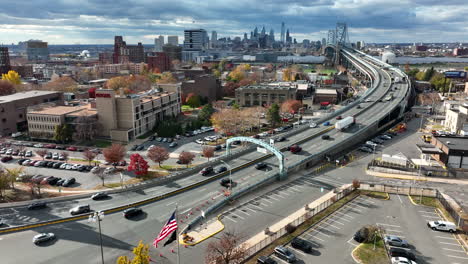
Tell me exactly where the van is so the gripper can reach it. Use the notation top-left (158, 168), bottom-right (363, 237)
top-left (274, 246), bottom-right (296, 263)
top-left (427, 221), bottom-right (457, 233)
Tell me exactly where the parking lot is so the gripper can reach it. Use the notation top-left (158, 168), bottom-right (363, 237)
top-left (267, 194), bottom-right (468, 264)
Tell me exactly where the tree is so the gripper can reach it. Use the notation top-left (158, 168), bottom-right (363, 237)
top-left (60, 151), bottom-right (69, 162)
top-left (202, 147), bottom-right (215, 161)
top-left (36, 149), bottom-right (48, 160)
top-left (82, 149), bottom-right (97, 165)
top-left (116, 240), bottom-right (150, 264)
top-left (53, 124), bottom-right (73, 143)
top-left (157, 72), bottom-right (177, 84)
top-left (281, 100), bottom-right (302, 114)
top-left (91, 167), bottom-right (107, 186)
top-left (205, 232), bottom-right (248, 264)
top-left (5, 167), bottom-right (23, 189)
top-left (423, 67), bottom-right (435, 81)
top-left (147, 146), bottom-right (169, 167)
top-left (178, 151), bottom-right (195, 168)
top-left (430, 73), bottom-right (451, 94)
top-left (127, 75), bottom-right (152, 93)
top-left (73, 115), bottom-right (99, 142)
top-left (223, 81), bottom-right (240, 96)
top-left (105, 76), bottom-right (129, 91)
top-left (1, 70), bottom-right (21, 85)
top-left (103, 144), bottom-right (126, 168)
top-left (415, 71), bottom-right (425, 81)
top-left (464, 66), bottom-right (468, 72)
top-left (127, 153), bottom-right (149, 176)
top-left (43, 76), bottom-right (77, 92)
top-left (0, 169), bottom-right (10, 199)
top-left (198, 103), bottom-right (215, 121)
top-left (213, 69), bottom-right (221, 78)
top-left (267, 103), bottom-right (281, 127)
top-left (0, 80), bottom-right (16, 96)
top-left (186, 95), bottom-right (202, 108)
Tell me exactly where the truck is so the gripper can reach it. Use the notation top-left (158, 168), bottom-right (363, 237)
top-left (335, 116), bottom-right (355, 131)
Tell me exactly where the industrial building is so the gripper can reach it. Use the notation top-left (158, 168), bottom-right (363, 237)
top-left (235, 82), bottom-right (300, 107)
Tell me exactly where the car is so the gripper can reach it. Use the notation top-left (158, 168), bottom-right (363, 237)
top-left (289, 145), bottom-right (302, 154)
top-left (0, 217), bottom-right (5, 226)
top-left (274, 246), bottom-right (296, 263)
top-left (255, 162), bottom-right (267, 170)
top-left (274, 127), bottom-right (284, 133)
top-left (123, 207), bottom-right (143, 218)
top-left (28, 202), bottom-right (47, 210)
top-left (323, 121), bottom-right (331, 126)
top-left (148, 136), bottom-right (156, 141)
top-left (257, 256), bottom-right (277, 264)
top-left (231, 140), bottom-right (241, 145)
top-left (25, 151), bottom-right (33, 157)
top-left (78, 164), bottom-right (88, 171)
top-left (366, 141), bottom-right (378, 147)
top-left (251, 134), bottom-right (260, 139)
top-left (45, 152), bottom-right (53, 159)
top-left (195, 139), bottom-right (205, 145)
top-left (118, 160), bottom-right (127, 166)
top-left (22, 159), bottom-right (32, 166)
top-left (33, 143), bottom-right (44, 148)
top-left (220, 178), bottom-right (234, 188)
top-left (136, 145), bottom-right (145, 151)
top-left (365, 98), bottom-right (372, 102)
top-left (336, 115), bottom-right (343, 120)
top-left (427, 221), bottom-right (457, 233)
top-left (358, 146), bottom-right (373, 153)
top-left (1, 156), bottom-right (13, 162)
top-left (45, 176), bottom-right (57, 184)
top-left (91, 166), bottom-right (101, 173)
top-left (65, 164), bottom-right (73, 170)
top-left (276, 136), bottom-right (286, 142)
top-left (32, 233), bottom-right (56, 245)
top-left (59, 155), bottom-right (66, 161)
top-left (53, 162), bottom-right (63, 169)
top-left (91, 192), bottom-right (109, 200)
top-left (385, 235), bottom-right (409, 248)
top-left (162, 138), bottom-right (168, 143)
top-left (67, 146), bottom-right (77, 151)
top-left (322, 135), bottom-right (330, 140)
top-left (216, 166), bottom-right (227, 174)
top-left (388, 247), bottom-right (416, 261)
top-left (291, 237), bottom-right (313, 253)
top-left (156, 137), bottom-right (162, 142)
top-left (258, 132), bottom-right (269, 137)
top-left (56, 179), bottom-right (66, 186)
top-left (391, 257), bottom-right (417, 264)
top-left (44, 144), bottom-right (56, 149)
top-left (34, 161), bottom-right (43, 167)
top-left (17, 158), bottom-right (27, 165)
top-left (104, 167), bottom-right (116, 174)
top-left (372, 138), bottom-right (384, 144)
top-left (69, 204), bottom-right (90, 215)
top-left (362, 144), bottom-right (375, 150)
top-left (200, 166), bottom-right (213, 176)
top-left (167, 138), bottom-right (173, 143)
top-left (59, 163), bottom-right (67, 169)
top-left (11, 150), bottom-right (19, 156)
top-left (130, 145), bottom-right (138, 151)
top-left (55, 145), bottom-right (66, 150)
top-left (48, 177), bottom-right (61, 185)
top-left (356, 104), bottom-right (362, 109)
top-left (62, 178), bottom-right (76, 187)
top-left (387, 132), bottom-right (398, 136)
top-left (47, 161), bottom-right (55, 168)
top-left (354, 228), bottom-right (366, 243)
top-left (52, 153), bottom-right (59, 160)
top-left (309, 122), bottom-right (318, 128)
top-left (5, 149), bottom-right (12, 155)
top-left (378, 135), bottom-right (391, 140)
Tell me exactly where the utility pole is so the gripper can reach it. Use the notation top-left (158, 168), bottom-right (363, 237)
top-left (88, 211), bottom-right (105, 264)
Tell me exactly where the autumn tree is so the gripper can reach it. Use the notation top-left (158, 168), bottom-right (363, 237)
top-left (186, 94), bottom-right (201, 108)
top-left (44, 76), bottom-right (77, 92)
top-left (267, 103), bottom-right (281, 127)
top-left (1, 70), bottom-right (21, 85)
top-left (105, 76), bottom-right (129, 91)
top-left (36, 149), bottom-right (48, 160)
top-left (0, 169), bottom-right (10, 199)
top-left (178, 151), bottom-right (195, 168)
top-left (0, 80), bottom-right (16, 96)
top-left (5, 167), bottom-right (23, 189)
top-left (127, 75), bottom-right (152, 93)
top-left (53, 124), bottom-right (73, 143)
top-left (103, 144), bottom-right (126, 168)
top-left (202, 147), bottom-right (215, 161)
top-left (223, 82), bottom-right (240, 96)
top-left (205, 232), bottom-right (248, 264)
top-left (60, 151), bottom-right (69, 162)
top-left (147, 146), bottom-right (169, 167)
top-left (116, 241), bottom-right (150, 264)
top-left (157, 72), bottom-right (177, 84)
top-left (127, 153), bottom-right (149, 176)
top-left (82, 149), bottom-right (97, 165)
top-left (281, 100), bottom-right (302, 114)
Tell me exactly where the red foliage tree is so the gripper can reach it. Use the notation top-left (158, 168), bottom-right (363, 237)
top-left (35, 149), bottom-right (48, 160)
top-left (202, 146), bottom-right (215, 161)
top-left (178, 151), bottom-right (195, 168)
top-left (82, 149), bottom-right (97, 165)
top-left (103, 144), bottom-right (126, 167)
top-left (281, 99), bottom-right (302, 114)
top-left (147, 146), bottom-right (169, 167)
top-left (127, 153), bottom-right (149, 176)
top-left (223, 82), bottom-right (240, 97)
top-left (0, 80), bottom-right (16, 96)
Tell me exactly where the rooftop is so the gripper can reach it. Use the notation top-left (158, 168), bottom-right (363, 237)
top-left (28, 105), bottom-right (87, 116)
top-left (435, 136), bottom-right (468, 151)
top-left (316, 89), bottom-right (337, 95)
top-left (0, 90), bottom-right (60, 103)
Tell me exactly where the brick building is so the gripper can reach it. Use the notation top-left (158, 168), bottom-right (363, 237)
top-left (181, 74), bottom-right (222, 103)
top-left (112, 36), bottom-right (145, 64)
top-left (147, 52), bottom-right (171, 72)
top-left (236, 82), bottom-right (298, 107)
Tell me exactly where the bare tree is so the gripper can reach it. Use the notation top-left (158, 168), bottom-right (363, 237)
top-left (202, 146), bottom-right (215, 161)
top-left (178, 151), bottom-right (195, 168)
top-left (103, 144), bottom-right (126, 168)
top-left (36, 149), bottom-right (48, 160)
top-left (205, 232), bottom-right (248, 264)
top-left (60, 151), bottom-right (69, 162)
top-left (73, 115), bottom-right (99, 142)
top-left (82, 149), bottom-right (97, 165)
top-left (147, 146), bottom-right (169, 167)
top-left (92, 167), bottom-right (108, 186)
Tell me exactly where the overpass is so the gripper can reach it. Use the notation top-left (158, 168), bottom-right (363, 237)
top-left (0, 28), bottom-right (411, 263)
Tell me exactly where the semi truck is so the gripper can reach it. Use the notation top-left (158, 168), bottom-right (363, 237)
top-left (335, 116), bottom-right (355, 131)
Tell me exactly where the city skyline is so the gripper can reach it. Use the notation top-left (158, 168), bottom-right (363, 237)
top-left (1, 0), bottom-right (468, 44)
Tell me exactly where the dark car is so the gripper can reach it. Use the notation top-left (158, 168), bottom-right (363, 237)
top-left (220, 178), bottom-right (234, 188)
top-left (276, 136), bottom-right (286, 142)
top-left (336, 115), bottom-right (343, 120)
top-left (47, 161), bottom-right (55, 168)
top-left (130, 145), bottom-right (138, 151)
top-left (123, 207), bottom-right (143, 218)
top-left (231, 140), bottom-right (241, 145)
top-left (289, 145), bottom-right (302, 154)
top-left (62, 178), bottom-right (76, 187)
top-left (149, 136), bottom-right (156, 141)
top-left (358, 146), bottom-right (373, 153)
top-left (388, 247), bottom-right (416, 261)
top-left (274, 246), bottom-right (296, 263)
top-left (28, 202), bottom-right (47, 210)
top-left (255, 162), bottom-right (267, 170)
top-left (45, 176), bottom-right (57, 185)
top-left (118, 160), bottom-right (127, 166)
top-left (252, 134), bottom-right (260, 139)
top-left (91, 192), bottom-right (109, 200)
top-left (200, 166), bottom-right (214, 176)
top-left (322, 135), bottom-right (330, 140)
top-left (56, 178), bottom-right (66, 186)
top-left (136, 145), bottom-right (145, 151)
top-left (18, 158), bottom-right (27, 165)
top-left (45, 152), bottom-right (52, 159)
top-left (257, 256), bottom-right (277, 264)
top-left (53, 162), bottom-right (63, 169)
top-left (69, 204), bottom-right (90, 215)
top-left (1, 156), bottom-right (13, 162)
top-left (214, 145), bottom-right (222, 151)
top-left (55, 145), bottom-right (66, 150)
top-left (48, 177), bottom-right (61, 185)
top-left (291, 237), bottom-right (313, 253)
top-left (216, 166), bottom-right (227, 174)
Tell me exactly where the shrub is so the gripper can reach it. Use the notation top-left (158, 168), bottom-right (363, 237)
top-left (285, 223), bottom-right (296, 234)
top-left (352, 179), bottom-right (361, 189)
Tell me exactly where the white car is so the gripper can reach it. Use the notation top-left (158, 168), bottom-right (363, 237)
top-left (25, 151), bottom-right (33, 157)
top-left (52, 153), bottom-right (59, 159)
top-left (32, 233), bottom-right (56, 245)
top-left (60, 163), bottom-right (67, 169)
top-left (71, 164), bottom-right (80, 170)
top-left (427, 221), bottom-right (457, 233)
top-left (258, 132), bottom-right (269, 137)
top-left (33, 143), bottom-right (44, 148)
top-left (366, 141), bottom-right (378, 147)
top-left (91, 166), bottom-right (101, 173)
top-left (365, 98), bottom-right (372, 102)
top-left (310, 123), bottom-right (317, 128)
top-left (65, 164), bottom-right (73, 170)
top-left (104, 167), bottom-right (116, 174)
top-left (391, 257), bottom-right (417, 264)
top-left (195, 139), bottom-right (205, 144)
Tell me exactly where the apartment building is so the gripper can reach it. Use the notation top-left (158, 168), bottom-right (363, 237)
top-left (444, 103), bottom-right (468, 134)
top-left (235, 82), bottom-right (298, 107)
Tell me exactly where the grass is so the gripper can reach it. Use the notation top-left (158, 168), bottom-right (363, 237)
top-left (244, 190), bottom-right (360, 264)
top-left (182, 105), bottom-right (197, 112)
top-left (69, 158), bottom-right (101, 164)
top-left (409, 195), bottom-right (455, 222)
top-left (353, 234), bottom-right (388, 264)
top-left (137, 130), bottom-right (155, 140)
top-left (158, 164), bottom-right (196, 171)
top-left (361, 191), bottom-right (389, 200)
top-left (94, 139), bottom-right (112, 148)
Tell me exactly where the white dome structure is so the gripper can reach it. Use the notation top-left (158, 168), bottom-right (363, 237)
top-left (80, 50), bottom-right (90, 57)
top-left (381, 51), bottom-right (396, 64)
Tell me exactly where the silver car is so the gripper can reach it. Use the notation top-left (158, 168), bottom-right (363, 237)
top-left (32, 233), bottom-right (55, 244)
top-left (384, 235), bottom-right (409, 247)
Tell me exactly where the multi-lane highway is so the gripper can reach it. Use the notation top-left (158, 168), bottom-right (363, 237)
top-left (0, 49), bottom-right (410, 264)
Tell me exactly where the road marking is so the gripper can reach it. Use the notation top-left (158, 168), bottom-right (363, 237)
top-left (440, 242), bottom-right (462, 246)
top-left (288, 185), bottom-right (303, 191)
top-left (166, 201), bottom-right (176, 206)
top-left (421, 215), bottom-right (441, 219)
top-left (327, 223), bottom-right (341, 229)
top-left (419, 210), bottom-right (438, 214)
top-left (347, 236), bottom-right (359, 246)
top-left (223, 215), bottom-right (237, 223)
top-left (327, 218), bottom-right (345, 225)
top-left (304, 233), bottom-right (324, 241)
top-left (343, 204), bottom-right (362, 212)
top-left (349, 202), bottom-right (369, 210)
top-left (272, 192), bottom-right (286, 199)
top-left (244, 207), bottom-right (257, 213)
top-left (262, 198), bottom-right (273, 204)
top-left (181, 208), bottom-right (191, 214)
top-left (313, 229), bottom-right (331, 237)
top-left (267, 195), bottom-right (280, 201)
top-left (385, 234), bottom-right (406, 238)
top-left (249, 203), bottom-right (264, 210)
top-left (228, 212), bottom-right (245, 220)
top-left (288, 247), bottom-right (306, 256)
top-left (197, 188), bottom-right (206, 192)
top-left (386, 229), bottom-right (403, 233)
top-left (334, 211), bottom-right (354, 219)
top-left (396, 193), bottom-right (403, 203)
top-left (271, 255), bottom-right (289, 264)
top-left (447, 255), bottom-right (468, 260)
top-left (436, 236), bottom-right (456, 240)
top-left (377, 223), bottom-right (401, 228)
top-left (314, 176), bottom-right (345, 185)
top-left (443, 248), bottom-right (466, 253)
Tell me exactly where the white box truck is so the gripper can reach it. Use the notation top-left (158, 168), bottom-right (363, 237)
top-left (335, 116), bottom-right (355, 131)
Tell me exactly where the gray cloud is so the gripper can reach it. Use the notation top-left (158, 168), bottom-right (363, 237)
top-left (1, 0), bottom-right (467, 44)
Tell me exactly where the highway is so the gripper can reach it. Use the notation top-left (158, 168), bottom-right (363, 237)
top-left (0, 50), bottom-right (410, 264)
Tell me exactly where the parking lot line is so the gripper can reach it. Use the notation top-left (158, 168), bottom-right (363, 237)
top-left (267, 195), bottom-right (280, 201)
top-left (419, 210), bottom-right (438, 214)
top-left (304, 233), bottom-right (325, 241)
top-left (262, 198), bottom-right (274, 204)
top-left (349, 201), bottom-right (369, 210)
top-left (436, 236), bottom-right (456, 240)
top-left (386, 229), bottom-right (403, 233)
top-left (223, 215), bottom-right (237, 223)
top-left (243, 207), bottom-right (257, 213)
top-left (248, 203), bottom-right (264, 210)
top-left (270, 255), bottom-right (289, 264)
top-left (229, 212), bottom-right (245, 220)
top-left (333, 211), bottom-right (354, 219)
top-left (343, 204), bottom-right (363, 212)
top-left (288, 185), bottom-right (303, 191)
top-left (385, 233), bottom-right (406, 238)
top-left (288, 247), bottom-right (306, 257)
top-left (443, 248), bottom-right (466, 253)
top-left (314, 176), bottom-right (345, 185)
top-left (237, 209), bottom-right (251, 216)
top-left (326, 218), bottom-right (346, 225)
top-left (272, 192), bottom-right (286, 199)
top-left (313, 229), bottom-right (331, 237)
top-left (421, 214), bottom-right (442, 219)
top-left (440, 242), bottom-right (462, 246)
top-left (396, 193), bottom-right (403, 203)
top-left (377, 223), bottom-right (401, 228)
top-left (447, 255), bottom-right (468, 260)
top-left (326, 223), bottom-right (341, 229)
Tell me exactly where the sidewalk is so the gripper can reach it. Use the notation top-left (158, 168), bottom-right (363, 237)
top-left (367, 169), bottom-right (468, 185)
top-left (180, 184), bottom-right (351, 247)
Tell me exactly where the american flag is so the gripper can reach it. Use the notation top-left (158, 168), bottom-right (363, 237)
top-left (153, 210), bottom-right (178, 248)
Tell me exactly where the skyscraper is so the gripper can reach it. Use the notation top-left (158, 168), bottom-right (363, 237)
top-left (167, 36), bottom-right (179, 46)
top-left (20, 40), bottom-right (49, 62)
top-left (269, 29), bottom-right (275, 42)
top-left (253, 27), bottom-right (258, 38)
top-left (154, 35), bottom-right (164, 52)
top-left (0, 47), bottom-right (10, 75)
top-left (261, 26), bottom-right (266, 36)
top-left (280, 22), bottom-right (285, 43)
top-left (182, 29), bottom-right (208, 61)
top-left (286, 29), bottom-right (291, 44)
top-left (211, 31), bottom-right (217, 48)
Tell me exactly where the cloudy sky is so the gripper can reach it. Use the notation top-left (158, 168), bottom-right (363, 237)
top-left (1, 0), bottom-right (467, 45)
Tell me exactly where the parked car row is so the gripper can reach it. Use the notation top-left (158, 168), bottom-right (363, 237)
top-left (27, 174), bottom-right (77, 187)
top-left (17, 158), bottom-right (94, 172)
top-left (185, 126), bottom-right (215, 137)
top-left (358, 132), bottom-right (397, 153)
top-left (0, 148), bottom-right (34, 157)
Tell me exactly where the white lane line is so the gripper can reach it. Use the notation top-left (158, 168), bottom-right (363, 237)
top-left (244, 207), bottom-right (257, 213)
top-left (267, 195), bottom-right (280, 201)
top-left (327, 223), bottom-right (341, 229)
top-left (249, 203), bottom-right (265, 210)
top-left (447, 255), bottom-right (468, 260)
top-left (350, 201), bottom-right (370, 209)
top-left (314, 176), bottom-right (344, 185)
top-left (223, 215), bottom-right (237, 223)
top-left (419, 210), bottom-right (438, 214)
top-left (229, 212), bottom-right (245, 220)
top-left (327, 218), bottom-right (345, 225)
top-left (334, 211), bottom-right (355, 219)
top-left (386, 229), bottom-right (403, 233)
top-left (262, 198), bottom-right (274, 204)
top-left (181, 208), bottom-right (191, 214)
top-left (238, 209), bottom-right (251, 216)
top-left (197, 188), bottom-right (206, 193)
top-left (288, 185), bottom-right (303, 191)
top-left (343, 204), bottom-right (362, 212)
top-left (288, 247), bottom-right (306, 257)
top-left (436, 236), bottom-right (456, 240)
top-left (271, 255), bottom-right (289, 264)
top-left (397, 193), bottom-right (403, 203)
top-left (304, 233), bottom-right (324, 241)
top-left (421, 214), bottom-right (441, 219)
top-left (443, 248), bottom-right (466, 253)
top-left (280, 188), bottom-right (296, 194)
top-left (385, 234), bottom-right (406, 238)
top-left (313, 229), bottom-right (331, 237)
top-left (377, 223), bottom-right (401, 228)
top-left (166, 201), bottom-right (176, 206)
top-left (272, 192), bottom-right (286, 199)
top-left (440, 242), bottom-right (462, 246)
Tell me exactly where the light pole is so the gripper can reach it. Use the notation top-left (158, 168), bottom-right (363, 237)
top-left (457, 209), bottom-right (463, 228)
top-left (220, 160), bottom-right (232, 193)
top-left (89, 211), bottom-right (105, 264)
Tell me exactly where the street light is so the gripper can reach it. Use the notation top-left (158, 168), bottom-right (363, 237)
top-left (88, 211), bottom-right (105, 264)
top-left (220, 160), bottom-right (232, 193)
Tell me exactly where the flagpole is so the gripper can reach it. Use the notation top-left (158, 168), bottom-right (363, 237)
top-left (176, 203), bottom-right (180, 264)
